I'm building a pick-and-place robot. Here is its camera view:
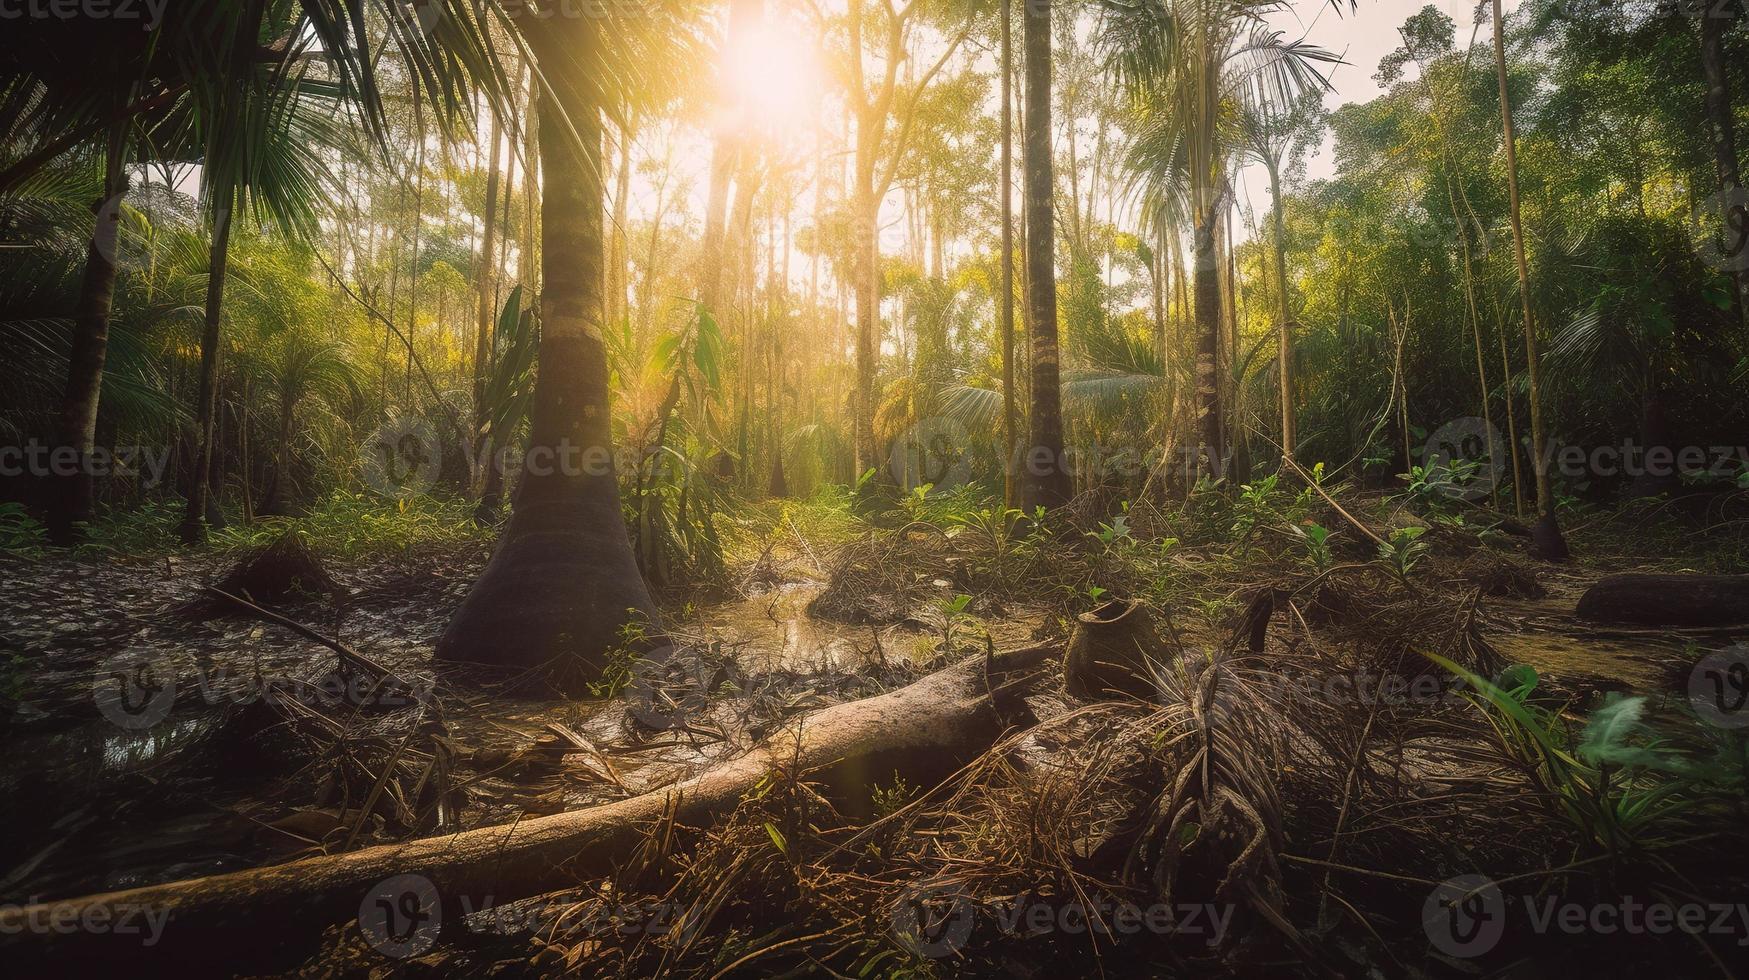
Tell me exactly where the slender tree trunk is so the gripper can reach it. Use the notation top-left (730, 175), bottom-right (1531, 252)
top-left (1266, 161), bottom-right (1294, 459)
top-left (1700, 7), bottom-right (1748, 333)
top-left (1492, 0), bottom-right (1567, 560)
top-left (473, 112), bottom-right (504, 478)
top-left (180, 190), bottom-right (235, 545)
top-left (49, 118), bottom-right (128, 545)
top-left (1000, 0), bottom-right (1017, 508)
top-left (1019, 0), bottom-right (1069, 509)
top-left (438, 19), bottom-right (660, 691)
top-left (1192, 208), bottom-right (1224, 480)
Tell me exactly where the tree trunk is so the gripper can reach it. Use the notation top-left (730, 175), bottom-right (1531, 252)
top-left (1, 645), bottom-right (1058, 971)
top-left (472, 111), bottom-right (503, 479)
top-left (1192, 209), bottom-right (1224, 480)
top-left (260, 391), bottom-right (298, 517)
top-left (1576, 573), bottom-right (1749, 627)
top-left (1700, 7), bottom-right (1748, 333)
top-left (1266, 161), bottom-right (1294, 459)
top-left (180, 194), bottom-right (235, 545)
top-left (1019, 0), bottom-right (1070, 510)
top-left (48, 118), bottom-right (128, 545)
top-left (1000, 0), bottom-right (1018, 509)
top-left (1491, 0), bottom-right (1568, 561)
top-left (437, 21), bottom-right (660, 693)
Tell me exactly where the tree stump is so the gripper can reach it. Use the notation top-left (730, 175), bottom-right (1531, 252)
top-left (1065, 599), bottom-right (1163, 700)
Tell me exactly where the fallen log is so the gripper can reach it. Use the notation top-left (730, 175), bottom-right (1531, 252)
top-left (1574, 573), bottom-right (1749, 627)
top-left (0, 643), bottom-right (1058, 971)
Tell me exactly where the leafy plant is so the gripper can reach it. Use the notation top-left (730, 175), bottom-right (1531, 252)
top-left (1288, 521), bottom-right (1333, 570)
top-left (1376, 526), bottom-right (1429, 584)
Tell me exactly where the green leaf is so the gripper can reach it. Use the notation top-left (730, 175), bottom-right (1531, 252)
top-left (763, 821), bottom-right (788, 856)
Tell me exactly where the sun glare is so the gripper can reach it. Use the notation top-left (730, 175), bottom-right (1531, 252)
top-left (723, 23), bottom-right (820, 135)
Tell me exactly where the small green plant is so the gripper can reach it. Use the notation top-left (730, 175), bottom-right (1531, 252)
top-left (1085, 514), bottom-right (1133, 550)
top-left (1288, 521), bottom-right (1333, 570)
top-left (0, 503), bottom-right (47, 558)
top-left (588, 616), bottom-right (651, 698)
top-left (1376, 526), bottom-right (1429, 584)
top-left (869, 774), bottom-right (917, 818)
top-left (934, 592), bottom-right (978, 651)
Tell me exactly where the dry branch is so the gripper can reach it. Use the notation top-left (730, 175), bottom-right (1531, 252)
top-left (0, 644), bottom-right (1058, 970)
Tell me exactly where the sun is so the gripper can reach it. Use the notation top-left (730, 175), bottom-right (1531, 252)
top-left (723, 22), bottom-right (820, 135)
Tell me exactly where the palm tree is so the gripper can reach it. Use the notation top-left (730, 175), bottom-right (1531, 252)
top-left (436, 3), bottom-right (703, 691)
top-left (1235, 92), bottom-right (1321, 461)
top-left (4, 1), bottom-right (513, 543)
top-left (1490, 0), bottom-right (1569, 560)
top-left (1101, 0), bottom-right (1336, 481)
top-left (1019, 0), bottom-right (1071, 511)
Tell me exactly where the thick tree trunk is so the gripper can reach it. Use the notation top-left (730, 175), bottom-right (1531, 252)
top-left (436, 23), bottom-right (660, 694)
top-left (1492, 0), bottom-right (1568, 561)
top-left (1576, 574), bottom-right (1749, 627)
top-left (1700, 8), bottom-right (1748, 332)
top-left (180, 195), bottom-right (235, 545)
top-left (1019, 0), bottom-right (1070, 510)
top-left (48, 120), bottom-right (128, 545)
top-left (0, 645), bottom-right (1058, 971)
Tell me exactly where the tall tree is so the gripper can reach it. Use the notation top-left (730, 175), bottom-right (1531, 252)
top-left (1491, 0), bottom-right (1568, 560)
top-left (844, 0), bottom-right (969, 476)
top-left (1019, 0), bottom-right (1070, 509)
top-left (1103, 0), bottom-right (1334, 480)
top-left (1699, 4), bottom-right (1748, 332)
top-left (436, 9), bottom-right (671, 691)
top-left (1000, 0), bottom-right (1018, 507)
top-left (48, 118), bottom-right (128, 544)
